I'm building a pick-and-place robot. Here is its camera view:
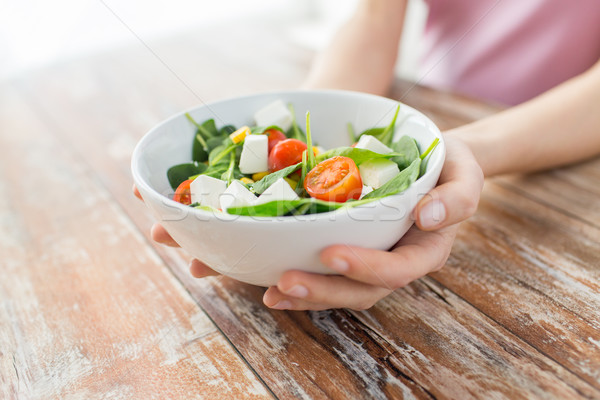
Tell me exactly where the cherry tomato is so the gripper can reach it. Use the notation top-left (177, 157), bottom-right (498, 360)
top-left (173, 179), bottom-right (193, 205)
top-left (304, 156), bottom-right (362, 203)
top-left (263, 128), bottom-right (287, 153)
top-left (268, 139), bottom-right (308, 172)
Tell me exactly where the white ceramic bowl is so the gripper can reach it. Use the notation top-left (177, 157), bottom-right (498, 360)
top-left (131, 90), bottom-right (445, 286)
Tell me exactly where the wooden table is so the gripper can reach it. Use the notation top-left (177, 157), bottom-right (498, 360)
top-left (2, 18), bottom-right (599, 400)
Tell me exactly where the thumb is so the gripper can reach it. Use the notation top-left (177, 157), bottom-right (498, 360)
top-left (415, 135), bottom-right (484, 231)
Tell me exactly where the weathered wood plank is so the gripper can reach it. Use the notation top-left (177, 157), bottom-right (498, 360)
top-left (351, 277), bottom-right (598, 399)
top-left (430, 181), bottom-right (600, 389)
top-left (496, 159), bottom-right (600, 229)
top-left (0, 85), bottom-right (271, 399)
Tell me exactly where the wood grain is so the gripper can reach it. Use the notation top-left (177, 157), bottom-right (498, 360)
top-left (0, 85), bottom-right (271, 399)
top-left (4, 18), bottom-right (600, 399)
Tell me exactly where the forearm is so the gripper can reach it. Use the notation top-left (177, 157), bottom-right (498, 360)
top-left (303, 0), bottom-right (407, 95)
top-left (449, 61), bottom-right (600, 177)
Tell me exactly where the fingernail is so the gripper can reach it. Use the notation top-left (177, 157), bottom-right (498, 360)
top-left (419, 200), bottom-right (446, 229)
top-left (284, 285), bottom-right (308, 298)
top-left (328, 257), bottom-right (349, 273)
top-left (271, 300), bottom-right (292, 310)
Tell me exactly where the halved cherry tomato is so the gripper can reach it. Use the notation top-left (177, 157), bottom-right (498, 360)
top-left (304, 156), bottom-right (362, 203)
top-left (263, 128), bottom-right (287, 153)
top-left (268, 139), bottom-right (308, 172)
top-left (173, 179), bottom-right (193, 205)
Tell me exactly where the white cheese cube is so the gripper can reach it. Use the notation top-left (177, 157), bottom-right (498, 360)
top-left (220, 180), bottom-right (257, 211)
top-left (359, 185), bottom-right (374, 199)
top-left (190, 175), bottom-right (227, 209)
top-left (255, 178), bottom-right (299, 205)
top-left (359, 159), bottom-right (399, 189)
top-left (254, 100), bottom-right (293, 132)
top-left (355, 135), bottom-right (393, 154)
top-left (239, 135), bottom-right (268, 174)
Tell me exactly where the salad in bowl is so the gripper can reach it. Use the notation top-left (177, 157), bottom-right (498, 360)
top-left (131, 90), bottom-right (445, 286)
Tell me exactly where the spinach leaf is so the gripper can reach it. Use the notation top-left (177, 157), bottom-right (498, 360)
top-left (219, 125), bottom-right (236, 136)
top-left (361, 158), bottom-right (421, 200)
top-left (221, 152), bottom-right (244, 184)
top-left (418, 137), bottom-right (440, 177)
top-left (357, 104), bottom-right (400, 146)
top-left (206, 137), bottom-right (226, 153)
top-left (227, 197), bottom-right (345, 217)
top-left (209, 142), bottom-right (238, 166)
top-left (347, 122), bottom-right (357, 144)
top-left (251, 163), bottom-right (302, 195)
top-left (305, 112), bottom-right (316, 171)
top-left (198, 118), bottom-right (219, 137)
top-left (287, 103), bottom-right (306, 142)
top-left (250, 125), bottom-right (285, 135)
top-left (390, 136), bottom-right (420, 170)
top-left (223, 152), bottom-right (236, 185)
top-left (316, 147), bottom-right (407, 166)
top-left (192, 133), bottom-right (208, 162)
top-left (167, 162), bottom-right (207, 190)
top-left (296, 149), bottom-right (308, 196)
top-left (201, 164), bottom-right (228, 179)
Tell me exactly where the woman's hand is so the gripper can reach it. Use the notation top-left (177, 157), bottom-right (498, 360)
top-left (135, 134), bottom-right (483, 310)
top-left (262, 135), bottom-right (483, 310)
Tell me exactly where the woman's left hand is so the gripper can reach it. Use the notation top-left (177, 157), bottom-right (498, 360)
top-left (262, 135), bottom-right (483, 310)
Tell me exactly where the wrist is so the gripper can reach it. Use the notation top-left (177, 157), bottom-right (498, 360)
top-left (444, 123), bottom-right (507, 178)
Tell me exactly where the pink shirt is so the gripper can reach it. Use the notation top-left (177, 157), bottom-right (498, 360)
top-left (420, 0), bottom-right (600, 105)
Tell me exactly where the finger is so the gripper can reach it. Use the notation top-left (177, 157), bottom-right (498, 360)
top-left (189, 259), bottom-right (220, 278)
top-left (263, 286), bottom-right (332, 311)
top-left (150, 223), bottom-right (180, 247)
top-left (133, 184), bottom-right (143, 201)
top-left (415, 135), bottom-right (483, 231)
top-left (264, 271), bottom-right (392, 310)
top-left (320, 226), bottom-right (457, 289)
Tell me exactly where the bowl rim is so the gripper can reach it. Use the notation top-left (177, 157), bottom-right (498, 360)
top-left (131, 89), bottom-right (445, 223)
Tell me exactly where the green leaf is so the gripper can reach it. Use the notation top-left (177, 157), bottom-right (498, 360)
top-left (227, 197), bottom-right (345, 217)
top-left (192, 135), bottom-right (209, 162)
top-left (296, 149), bottom-right (308, 196)
top-left (209, 142), bottom-right (238, 166)
top-left (250, 125), bottom-right (285, 135)
top-left (418, 137), bottom-right (440, 177)
top-left (419, 137), bottom-right (440, 161)
top-left (206, 137), bottom-right (226, 153)
top-left (251, 163), bottom-right (302, 195)
top-left (199, 119), bottom-right (219, 137)
top-left (390, 136), bottom-right (420, 170)
top-left (305, 111), bottom-right (316, 171)
top-left (223, 151), bottom-right (236, 185)
top-left (167, 162), bottom-right (207, 190)
top-left (347, 122), bottom-right (357, 144)
top-left (316, 147), bottom-right (409, 166)
top-left (287, 103), bottom-right (306, 142)
top-left (200, 164), bottom-right (228, 179)
top-left (219, 125), bottom-right (236, 136)
top-left (362, 158), bottom-right (421, 200)
top-left (357, 104), bottom-right (400, 146)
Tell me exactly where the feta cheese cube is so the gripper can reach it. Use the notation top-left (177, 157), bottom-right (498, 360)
top-left (355, 135), bottom-right (393, 154)
top-left (359, 185), bottom-right (374, 199)
top-left (255, 178), bottom-right (299, 205)
top-left (254, 100), bottom-right (293, 132)
top-left (239, 135), bottom-right (268, 174)
top-left (190, 175), bottom-right (227, 209)
top-left (219, 180), bottom-right (257, 211)
top-left (359, 159), bottom-right (399, 189)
